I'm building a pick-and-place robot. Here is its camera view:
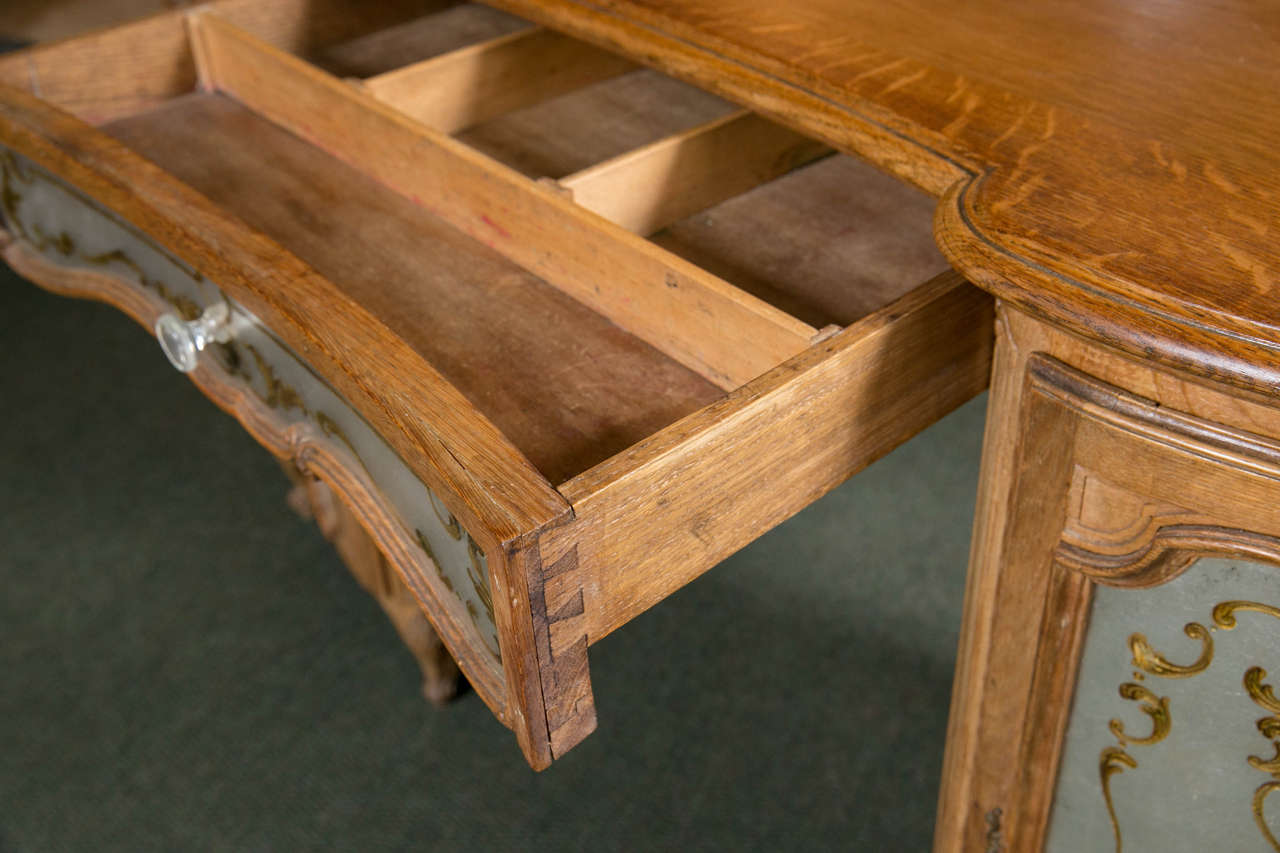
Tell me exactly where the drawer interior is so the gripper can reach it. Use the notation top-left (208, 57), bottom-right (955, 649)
top-left (11, 0), bottom-right (950, 486)
top-left (104, 94), bottom-right (721, 486)
top-left (0, 0), bottom-right (992, 771)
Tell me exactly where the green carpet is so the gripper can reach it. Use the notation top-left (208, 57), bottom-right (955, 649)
top-left (0, 266), bottom-right (986, 851)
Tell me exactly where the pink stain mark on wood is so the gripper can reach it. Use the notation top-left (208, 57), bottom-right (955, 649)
top-left (480, 213), bottom-right (512, 240)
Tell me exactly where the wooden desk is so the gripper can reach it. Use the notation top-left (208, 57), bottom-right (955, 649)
top-left (4, 1), bottom-right (1277, 849)
top-left (490, 4), bottom-right (1279, 849)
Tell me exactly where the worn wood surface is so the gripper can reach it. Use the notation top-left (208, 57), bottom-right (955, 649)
top-left (492, 536), bottom-right (597, 769)
top-left (486, 0), bottom-right (1280, 395)
top-left (549, 271), bottom-right (992, 641)
top-left (0, 83), bottom-right (569, 555)
top-left (0, 0), bottom-right (188, 43)
top-left (456, 67), bottom-right (732, 180)
top-left (315, 3), bottom-right (527, 78)
top-left (0, 0), bottom-right (435, 122)
top-left (652, 153), bottom-right (948, 329)
top-left (2, 0), bottom-right (1011, 773)
top-left (365, 26), bottom-right (634, 134)
top-left (190, 13), bottom-right (815, 390)
top-left (106, 93), bottom-right (721, 486)
top-left (559, 110), bottom-right (829, 235)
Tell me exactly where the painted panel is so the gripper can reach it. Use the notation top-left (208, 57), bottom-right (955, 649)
top-left (1048, 558), bottom-right (1280, 851)
top-left (0, 149), bottom-right (501, 659)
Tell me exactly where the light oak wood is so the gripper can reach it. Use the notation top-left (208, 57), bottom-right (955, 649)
top-left (106, 93), bottom-right (722, 486)
top-left (0, 0), bottom-right (434, 122)
top-left (189, 12), bottom-right (816, 390)
top-left (0, 0), bottom-right (1010, 775)
top-left (652, 153), bottom-right (950, 329)
top-left (490, 0), bottom-right (1280, 396)
top-left (548, 271), bottom-right (992, 641)
top-left (364, 26), bottom-right (634, 134)
top-left (0, 83), bottom-right (567, 551)
top-left (314, 3), bottom-right (530, 79)
top-left (937, 305), bottom-right (1280, 851)
top-left (559, 110), bottom-right (829, 235)
top-left (455, 67), bottom-right (734, 180)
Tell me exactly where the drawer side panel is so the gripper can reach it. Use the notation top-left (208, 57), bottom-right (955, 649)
top-left (555, 270), bottom-right (993, 641)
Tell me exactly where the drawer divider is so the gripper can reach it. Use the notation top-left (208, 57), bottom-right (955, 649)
top-left (188, 11), bottom-right (817, 391)
top-left (559, 109), bottom-right (832, 235)
top-left (362, 26), bottom-right (636, 134)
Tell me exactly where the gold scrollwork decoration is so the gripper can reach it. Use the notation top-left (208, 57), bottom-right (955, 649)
top-left (1108, 683), bottom-right (1171, 746)
top-left (1129, 622), bottom-right (1213, 678)
top-left (414, 529), bottom-right (439, 567)
top-left (1250, 741), bottom-right (1280, 776)
top-left (1101, 597), bottom-right (1280, 852)
top-left (1247, 667), bottom-right (1280, 715)
top-left (428, 490), bottom-right (463, 540)
top-left (1256, 782), bottom-right (1280, 851)
top-left (465, 535), bottom-right (493, 618)
top-left (1, 152), bottom-right (204, 320)
top-left (1213, 600), bottom-right (1280, 631)
top-left (1100, 746), bottom-right (1137, 853)
top-left (1, 147), bottom-right (505, 657)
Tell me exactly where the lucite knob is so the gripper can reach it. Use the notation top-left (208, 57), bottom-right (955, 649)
top-left (154, 302), bottom-right (231, 373)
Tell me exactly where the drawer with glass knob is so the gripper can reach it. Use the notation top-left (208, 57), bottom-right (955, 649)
top-left (0, 0), bottom-right (992, 769)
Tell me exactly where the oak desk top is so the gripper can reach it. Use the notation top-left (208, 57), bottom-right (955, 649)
top-left (493, 0), bottom-right (1280, 391)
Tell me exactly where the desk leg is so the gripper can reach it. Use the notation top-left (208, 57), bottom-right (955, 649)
top-left (935, 305), bottom-right (1083, 852)
top-left (936, 304), bottom-right (1280, 850)
top-left (283, 463), bottom-right (462, 706)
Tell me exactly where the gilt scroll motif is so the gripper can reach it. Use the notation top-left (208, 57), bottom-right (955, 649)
top-left (1099, 597), bottom-right (1280, 851)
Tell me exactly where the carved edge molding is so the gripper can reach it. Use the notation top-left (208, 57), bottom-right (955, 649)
top-left (1, 234), bottom-right (514, 724)
top-left (1025, 354), bottom-right (1280, 587)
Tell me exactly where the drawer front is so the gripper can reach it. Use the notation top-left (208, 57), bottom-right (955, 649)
top-left (0, 148), bottom-right (503, 679)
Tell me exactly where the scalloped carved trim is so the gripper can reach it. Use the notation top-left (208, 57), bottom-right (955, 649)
top-left (1058, 523), bottom-right (1280, 588)
top-left (1021, 354), bottom-right (1280, 587)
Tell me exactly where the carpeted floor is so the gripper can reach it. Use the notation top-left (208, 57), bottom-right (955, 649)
top-left (0, 266), bottom-right (986, 851)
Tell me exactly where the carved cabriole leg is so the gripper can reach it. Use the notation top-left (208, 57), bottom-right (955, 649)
top-left (282, 462), bottom-right (461, 706)
top-left (936, 303), bottom-right (1280, 852)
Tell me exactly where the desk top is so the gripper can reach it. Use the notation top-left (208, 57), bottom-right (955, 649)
top-left (493, 0), bottom-right (1280, 392)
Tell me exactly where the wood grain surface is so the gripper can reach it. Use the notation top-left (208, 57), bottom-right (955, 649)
top-left (190, 13), bottom-right (816, 390)
top-left (105, 93), bottom-right (721, 486)
top-left (484, 0), bottom-right (1280, 393)
top-left (939, 305), bottom-right (1280, 851)
top-left (364, 26), bottom-right (634, 134)
top-left (0, 82), bottom-right (570, 552)
top-left (0, 0), bottom-right (435, 121)
top-left (552, 271), bottom-right (992, 642)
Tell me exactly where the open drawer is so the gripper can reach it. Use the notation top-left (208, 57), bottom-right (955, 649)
top-left (0, 0), bottom-right (992, 769)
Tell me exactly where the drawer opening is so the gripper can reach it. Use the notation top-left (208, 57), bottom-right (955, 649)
top-left (340, 4), bottom-right (946, 332)
top-left (103, 93), bottom-right (723, 487)
top-left (13, 2), bottom-right (950, 479)
top-left (0, 0), bottom-right (996, 769)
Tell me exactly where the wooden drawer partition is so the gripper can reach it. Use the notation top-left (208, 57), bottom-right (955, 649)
top-left (0, 0), bottom-right (993, 769)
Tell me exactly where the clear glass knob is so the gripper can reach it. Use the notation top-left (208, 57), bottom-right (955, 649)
top-left (154, 302), bottom-right (231, 373)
